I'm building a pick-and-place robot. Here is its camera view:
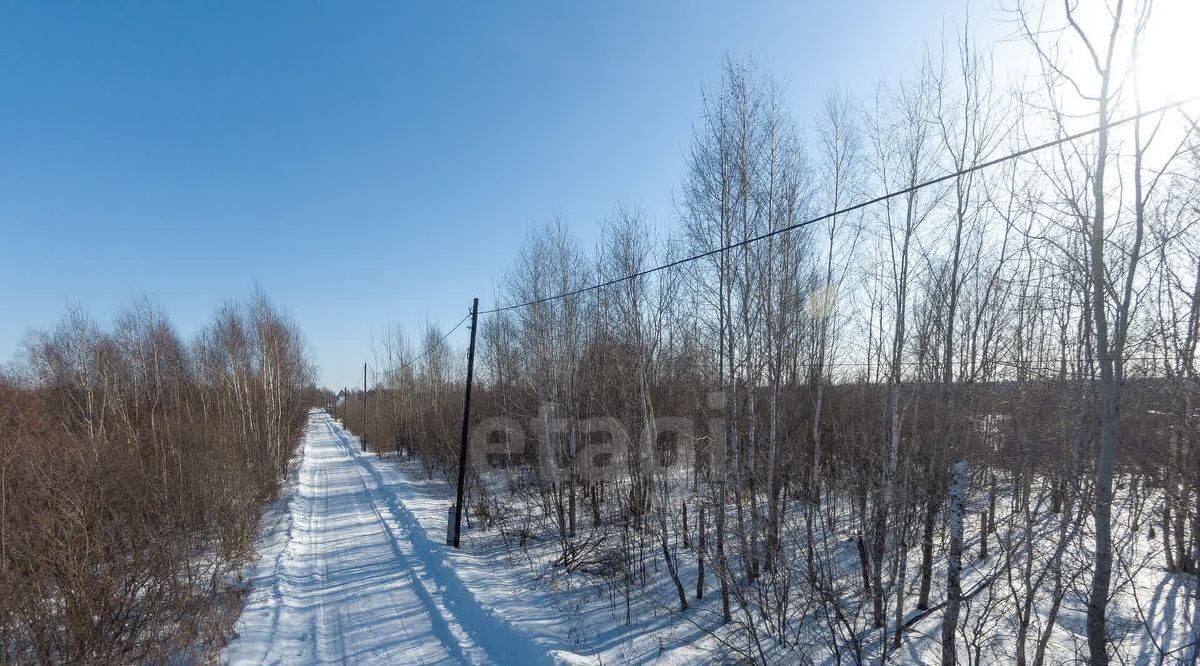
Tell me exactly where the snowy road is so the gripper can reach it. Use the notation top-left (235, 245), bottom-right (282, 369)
top-left (222, 410), bottom-right (550, 666)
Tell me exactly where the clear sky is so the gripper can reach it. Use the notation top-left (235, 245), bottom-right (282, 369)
top-left (1, 0), bottom-right (1006, 389)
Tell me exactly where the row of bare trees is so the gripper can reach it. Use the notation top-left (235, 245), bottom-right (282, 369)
top-left (346, 2), bottom-right (1199, 662)
top-left (1, 291), bottom-right (314, 663)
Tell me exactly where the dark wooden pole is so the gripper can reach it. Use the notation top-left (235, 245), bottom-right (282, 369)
top-left (452, 298), bottom-right (480, 548)
top-left (362, 362), bottom-right (368, 451)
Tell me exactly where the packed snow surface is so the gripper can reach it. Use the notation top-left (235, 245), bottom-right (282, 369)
top-left (222, 411), bottom-right (557, 665)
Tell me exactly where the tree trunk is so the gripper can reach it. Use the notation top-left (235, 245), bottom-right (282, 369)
top-left (696, 505), bottom-right (706, 600)
top-left (660, 504), bottom-right (688, 612)
top-left (979, 510), bottom-right (989, 560)
top-left (917, 483), bottom-right (938, 609)
top-left (682, 501), bottom-right (690, 549)
top-left (942, 459), bottom-right (968, 664)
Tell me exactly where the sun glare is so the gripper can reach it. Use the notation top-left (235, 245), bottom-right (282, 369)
top-left (1136, 0), bottom-right (1200, 105)
top-left (1051, 0), bottom-right (1200, 133)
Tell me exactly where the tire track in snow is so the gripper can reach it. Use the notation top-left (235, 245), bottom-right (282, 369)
top-left (330, 421), bottom-right (479, 664)
top-left (328, 420), bottom-right (558, 666)
top-left (223, 411), bottom-right (460, 665)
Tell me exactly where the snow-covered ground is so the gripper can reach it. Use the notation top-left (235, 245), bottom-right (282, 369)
top-left (222, 410), bottom-right (1199, 664)
top-left (222, 410), bottom-right (568, 665)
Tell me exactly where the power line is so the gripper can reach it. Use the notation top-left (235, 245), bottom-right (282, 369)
top-left (365, 311), bottom-right (473, 384)
top-left (480, 97), bottom-right (1198, 316)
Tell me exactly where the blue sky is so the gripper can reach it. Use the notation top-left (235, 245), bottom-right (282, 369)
top-left (1, 0), bottom-right (1002, 389)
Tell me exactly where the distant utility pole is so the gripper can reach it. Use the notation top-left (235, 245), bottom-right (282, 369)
top-left (451, 298), bottom-right (480, 548)
top-left (362, 362), bottom-right (368, 452)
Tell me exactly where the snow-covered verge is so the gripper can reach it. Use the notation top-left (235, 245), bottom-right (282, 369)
top-left (379, 466), bottom-right (738, 664)
top-left (375, 449), bottom-right (1200, 664)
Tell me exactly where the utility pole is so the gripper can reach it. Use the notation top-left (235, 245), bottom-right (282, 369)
top-left (362, 362), bottom-right (368, 452)
top-left (451, 298), bottom-right (480, 548)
